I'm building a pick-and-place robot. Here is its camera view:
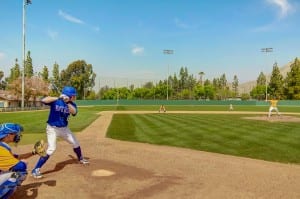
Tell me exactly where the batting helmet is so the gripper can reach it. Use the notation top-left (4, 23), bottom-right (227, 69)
top-left (0, 123), bottom-right (23, 143)
top-left (62, 86), bottom-right (77, 98)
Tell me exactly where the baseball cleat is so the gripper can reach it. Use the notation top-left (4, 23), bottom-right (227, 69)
top-left (31, 168), bottom-right (43, 179)
top-left (79, 158), bottom-right (89, 165)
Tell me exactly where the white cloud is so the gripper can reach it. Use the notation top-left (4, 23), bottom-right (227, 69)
top-left (58, 10), bottom-right (84, 24)
top-left (0, 52), bottom-right (5, 60)
top-left (253, 0), bottom-right (294, 32)
top-left (266, 0), bottom-right (293, 18)
top-left (131, 45), bottom-right (144, 55)
top-left (47, 29), bottom-right (58, 40)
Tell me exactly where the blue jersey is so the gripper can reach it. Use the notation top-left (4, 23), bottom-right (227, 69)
top-left (43, 98), bottom-right (78, 127)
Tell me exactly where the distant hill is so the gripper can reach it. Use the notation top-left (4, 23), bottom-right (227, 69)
top-left (238, 60), bottom-right (294, 94)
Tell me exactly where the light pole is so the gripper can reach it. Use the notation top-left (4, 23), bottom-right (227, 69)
top-left (261, 47), bottom-right (273, 101)
top-left (22, 0), bottom-right (31, 109)
top-left (163, 49), bottom-right (174, 100)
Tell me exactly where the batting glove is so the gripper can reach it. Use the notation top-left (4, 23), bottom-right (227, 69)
top-left (59, 94), bottom-right (70, 102)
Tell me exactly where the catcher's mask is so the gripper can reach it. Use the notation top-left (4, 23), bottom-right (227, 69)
top-left (0, 123), bottom-right (24, 143)
top-left (62, 86), bottom-right (77, 98)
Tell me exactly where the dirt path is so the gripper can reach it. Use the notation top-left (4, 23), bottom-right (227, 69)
top-left (12, 111), bottom-right (300, 199)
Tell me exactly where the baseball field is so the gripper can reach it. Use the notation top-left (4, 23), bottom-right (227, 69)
top-left (2, 105), bottom-right (300, 198)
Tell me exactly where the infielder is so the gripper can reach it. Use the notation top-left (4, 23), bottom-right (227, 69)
top-left (0, 123), bottom-right (33, 173)
top-left (229, 104), bottom-right (233, 111)
top-left (159, 105), bottom-right (166, 113)
top-left (31, 86), bottom-right (89, 179)
top-left (267, 98), bottom-right (280, 117)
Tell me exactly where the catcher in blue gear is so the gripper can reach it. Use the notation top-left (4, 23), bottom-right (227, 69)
top-left (31, 86), bottom-right (89, 179)
top-left (0, 123), bottom-right (35, 173)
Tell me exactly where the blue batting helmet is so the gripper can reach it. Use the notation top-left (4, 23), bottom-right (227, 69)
top-left (0, 123), bottom-right (24, 141)
top-left (62, 86), bottom-right (77, 98)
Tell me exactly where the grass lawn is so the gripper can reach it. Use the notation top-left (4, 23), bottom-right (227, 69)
top-left (0, 106), bottom-right (114, 144)
top-left (115, 104), bottom-right (300, 112)
top-left (1, 104), bottom-right (300, 164)
top-left (107, 113), bottom-right (300, 164)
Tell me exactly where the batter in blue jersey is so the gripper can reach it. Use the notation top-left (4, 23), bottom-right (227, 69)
top-left (31, 86), bottom-right (89, 179)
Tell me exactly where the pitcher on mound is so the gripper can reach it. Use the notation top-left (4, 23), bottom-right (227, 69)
top-left (267, 97), bottom-right (281, 118)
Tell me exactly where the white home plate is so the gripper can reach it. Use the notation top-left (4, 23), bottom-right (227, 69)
top-left (92, 169), bottom-right (115, 177)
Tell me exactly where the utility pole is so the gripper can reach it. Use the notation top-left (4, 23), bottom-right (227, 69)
top-left (163, 49), bottom-right (174, 100)
top-left (261, 47), bottom-right (273, 101)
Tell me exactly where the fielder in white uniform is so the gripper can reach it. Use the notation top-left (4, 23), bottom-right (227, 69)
top-left (31, 86), bottom-right (89, 179)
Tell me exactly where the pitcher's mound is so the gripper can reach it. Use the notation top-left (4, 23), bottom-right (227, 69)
top-left (243, 115), bottom-right (300, 122)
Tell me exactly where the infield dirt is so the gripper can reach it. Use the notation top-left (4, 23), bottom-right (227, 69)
top-left (11, 111), bottom-right (300, 199)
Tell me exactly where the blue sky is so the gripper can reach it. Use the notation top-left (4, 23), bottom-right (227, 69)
top-left (1, 0), bottom-right (300, 89)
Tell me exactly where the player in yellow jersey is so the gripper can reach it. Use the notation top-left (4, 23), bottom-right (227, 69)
top-left (159, 105), bottom-right (166, 113)
top-left (0, 123), bottom-right (34, 172)
top-left (267, 97), bottom-right (281, 117)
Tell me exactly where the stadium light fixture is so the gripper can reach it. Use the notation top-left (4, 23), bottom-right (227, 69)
top-left (21, 0), bottom-right (32, 109)
top-left (163, 49), bottom-right (174, 100)
top-left (261, 48), bottom-right (273, 101)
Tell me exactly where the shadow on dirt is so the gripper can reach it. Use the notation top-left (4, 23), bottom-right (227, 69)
top-left (43, 157), bottom-right (78, 175)
top-left (11, 157), bottom-right (79, 199)
top-left (11, 180), bottom-right (56, 199)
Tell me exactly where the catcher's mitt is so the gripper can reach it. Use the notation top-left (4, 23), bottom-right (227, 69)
top-left (32, 140), bottom-right (47, 157)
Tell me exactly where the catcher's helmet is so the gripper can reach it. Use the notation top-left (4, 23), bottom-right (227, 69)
top-left (0, 123), bottom-right (23, 142)
top-left (62, 86), bottom-right (77, 98)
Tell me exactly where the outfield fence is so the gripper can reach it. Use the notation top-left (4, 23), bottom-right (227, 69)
top-left (2, 100), bottom-right (300, 112)
top-left (76, 99), bottom-right (300, 106)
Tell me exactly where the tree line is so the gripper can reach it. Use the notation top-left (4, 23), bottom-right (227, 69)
top-left (98, 57), bottom-right (300, 101)
top-left (0, 51), bottom-right (96, 106)
top-left (99, 68), bottom-right (240, 100)
top-left (251, 58), bottom-right (300, 100)
top-left (1, 51), bottom-right (300, 107)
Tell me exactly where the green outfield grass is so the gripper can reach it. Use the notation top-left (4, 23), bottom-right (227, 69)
top-left (115, 104), bottom-right (300, 112)
top-left (1, 105), bottom-right (300, 164)
top-left (0, 106), bottom-right (115, 144)
top-left (107, 112), bottom-right (300, 164)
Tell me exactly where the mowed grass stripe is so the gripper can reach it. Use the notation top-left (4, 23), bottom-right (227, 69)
top-left (132, 114), bottom-right (196, 145)
top-left (106, 113), bottom-right (300, 163)
top-left (205, 116), bottom-right (300, 162)
top-left (133, 114), bottom-right (169, 142)
top-left (166, 114), bottom-right (264, 154)
top-left (106, 114), bottom-right (136, 140)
